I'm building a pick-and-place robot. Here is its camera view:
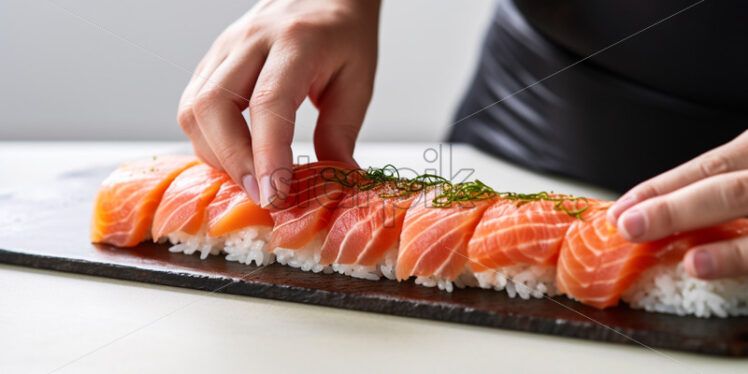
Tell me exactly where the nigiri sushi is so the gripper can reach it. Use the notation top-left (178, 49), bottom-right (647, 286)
top-left (151, 162), bottom-right (229, 258)
top-left (205, 179), bottom-right (274, 266)
top-left (396, 188), bottom-right (495, 292)
top-left (90, 156), bottom-right (748, 318)
top-left (269, 161), bottom-right (357, 273)
top-left (557, 206), bottom-right (748, 316)
top-left (319, 182), bottom-right (415, 280)
top-left (152, 164), bottom-right (273, 264)
top-left (91, 155), bottom-right (199, 247)
top-left (466, 195), bottom-right (597, 299)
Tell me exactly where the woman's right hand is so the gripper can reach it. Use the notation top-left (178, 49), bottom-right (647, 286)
top-left (608, 130), bottom-right (748, 280)
top-left (177, 0), bottom-right (380, 208)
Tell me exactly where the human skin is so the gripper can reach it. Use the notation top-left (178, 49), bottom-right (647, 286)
top-left (177, 0), bottom-right (380, 208)
top-left (608, 130), bottom-right (748, 280)
top-left (178, 0), bottom-right (748, 280)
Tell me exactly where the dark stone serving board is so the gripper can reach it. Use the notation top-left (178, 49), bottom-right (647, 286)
top-left (1, 165), bottom-right (747, 357)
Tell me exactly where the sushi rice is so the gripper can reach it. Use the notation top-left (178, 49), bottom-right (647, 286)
top-left (622, 263), bottom-right (748, 318)
top-left (164, 231), bottom-right (222, 260)
top-left (414, 272), bottom-right (476, 293)
top-left (274, 233), bottom-right (332, 274)
top-left (331, 246), bottom-right (398, 281)
top-left (223, 227), bottom-right (274, 266)
top-left (473, 265), bottom-right (559, 299)
top-left (162, 227), bottom-right (748, 318)
top-left (164, 226), bottom-right (272, 265)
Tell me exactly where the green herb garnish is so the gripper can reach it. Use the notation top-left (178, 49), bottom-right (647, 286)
top-left (320, 165), bottom-right (589, 219)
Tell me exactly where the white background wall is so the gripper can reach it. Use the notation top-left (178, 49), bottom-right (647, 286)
top-left (0, 0), bottom-right (494, 141)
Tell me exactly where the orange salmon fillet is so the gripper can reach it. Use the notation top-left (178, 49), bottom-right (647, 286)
top-left (396, 190), bottom-right (494, 281)
top-left (151, 163), bottom-right (230, 239)
top-left (268, 161), bottom-right (357, 251)
top-left (556, 207), bottom-right (748, 309)
top-left (90, 155), bottom-right (199, 247)
top-left (468, 198), bottom-right (600, 272)
top-left (92, 156), bottom-right (748, 313)
top-left (205, 179), bottom-right (273, 238)
top-left (320, 183), bottom-right (415, 266)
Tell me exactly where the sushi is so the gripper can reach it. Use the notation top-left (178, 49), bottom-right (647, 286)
top-left (91, 156), bottom-right (748, 317)
top-left (268, 161), bottom-right (357, 273)
top-left (320, 182), bottom-right (415, 280)
top-left (91, 155), bottom-right (199, 247)
top-left (150, 162), bottom-right (274, 263)
top-left (205, 179), bottom-right (274, 266)
top-left (151, 162), bottom-right (230, 258)
top-left (397, 188), bottom-right (494, 292)
top-left (556, 208), bottom-right (748, 315)
top-left (466, 196), bottom-right (595, 299)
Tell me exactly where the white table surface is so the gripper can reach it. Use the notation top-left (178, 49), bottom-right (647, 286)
top-left (0, 142), bottom-right (743, 373)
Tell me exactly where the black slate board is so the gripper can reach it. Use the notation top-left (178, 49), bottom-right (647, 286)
top-left (1, 165), bottom-right (748, 357)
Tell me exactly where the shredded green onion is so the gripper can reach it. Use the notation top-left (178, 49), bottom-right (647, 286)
top-left (320, 165), bottom-right (589, 219)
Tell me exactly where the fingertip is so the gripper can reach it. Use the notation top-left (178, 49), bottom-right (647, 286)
top-left (607, 194), bottom-right (639, 225)
top-left (259, 175), bottom-right (272, 208)
top-left (347, 156), bottom-right (360, 169)
top-left (259, 167), bottom-right (292, 209)
top-left (684, 247), bottom-right (716, 279)
top-left (322, 150), bottom-right (358, 168)
top-left (618, 208), bottom-right (647, 241)
top-left (606, 210), bottom-right (618, 226)
top-left (683, 249), bottom-right (698, 277)
top-left (316, 150), bottom-right (358, 169)
top-left (313, 130), bottom-right (359, 168)
top-left (254, 151), bottom-right (293, 209)
top-left (241, 174), bottom-right (260, 204)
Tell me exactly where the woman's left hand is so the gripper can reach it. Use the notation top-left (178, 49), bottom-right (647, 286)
top-left (607, 129), bottom-right (748, 280)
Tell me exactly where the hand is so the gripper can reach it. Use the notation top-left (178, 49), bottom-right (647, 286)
top-left (177, 0), bottom-right (380, 207)
top-left (607, 130), bottom-right (748, 280)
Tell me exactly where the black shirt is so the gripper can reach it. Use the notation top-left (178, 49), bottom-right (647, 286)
top-left (449, 0), bottom-right (747, 192)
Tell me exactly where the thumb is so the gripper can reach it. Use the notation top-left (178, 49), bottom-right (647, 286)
top-left (684, 235), bottom-right (748, 279)
top-left (313, 65), bottom-right (373, 167)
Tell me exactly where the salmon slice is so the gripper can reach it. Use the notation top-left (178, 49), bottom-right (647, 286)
top-left (396, 190), bottom-right (495, 283)
top-left (556, 207), bottom-right (748, 309)
top-left (651, 218), bottom-right (748, 265)
top-left (268, 161), bottom-right (357, 251)
top-left (468, 197), bottom-right (595, 272)
top-left (91, 155), bottom-right (199, 247)
top-left (151, 163), bottom-right (230, 239)
top-left (205, 179), bottom-right (273, 238)
top-left (556, 207), bottom-right (659, 309)
top-left (319, 183), bottom-right (415, 267)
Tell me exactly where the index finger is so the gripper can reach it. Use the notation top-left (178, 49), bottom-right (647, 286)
top-left (609, 130), bottom-right (748, 224)
top-left (617, 170), bottom-right (748, 242)
top-left (249, 45), bottom-right (320, 208)
top-left (192, 45), bottom-right (267, 203)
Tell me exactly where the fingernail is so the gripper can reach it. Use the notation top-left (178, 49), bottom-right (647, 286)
top-left (242, 174), bottom-right (260, 204)
top-left (619, 209), bottom-right (646, 240)
top-left (607, 194), bottom-right (638, 225)
top-left (259, 175), bottom-right (275, 208)
top-left (692, 249), bottom-right (715, 279)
